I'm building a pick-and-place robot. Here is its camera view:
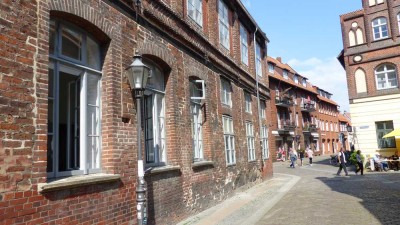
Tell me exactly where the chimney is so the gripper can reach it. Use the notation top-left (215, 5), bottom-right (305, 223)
top-left (277, 57), bottom-right (282, 63)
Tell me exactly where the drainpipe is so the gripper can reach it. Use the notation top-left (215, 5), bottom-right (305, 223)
top-left (254, 28), bottom-right (264, 161)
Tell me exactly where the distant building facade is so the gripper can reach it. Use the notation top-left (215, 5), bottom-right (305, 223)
top-left (0, 0), bottom-right (272, 224)
top-left (267, 57), bottom-right (340, 160)
top-left (339, 0), bottom-right (400, 157)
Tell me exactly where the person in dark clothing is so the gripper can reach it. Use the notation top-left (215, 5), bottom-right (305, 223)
top-left (355, 150), bottom-right (363, 175)
top-left (299, 150), bottom-right (305, 166)
top-left (337, 148), bottom-right (349, 176)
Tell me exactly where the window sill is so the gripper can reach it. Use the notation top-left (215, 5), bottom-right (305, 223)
top-left (192, 161), bottom-right (215, 169)
top-left (149, 165), bottom-right (181, 174)
top-left (38, 173), bottom-right (121, 193)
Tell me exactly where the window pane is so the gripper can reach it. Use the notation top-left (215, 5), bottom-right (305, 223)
top-left (87, 36), bottom-right (100, 70)
top-left (59, 72), bottom-right (80, 171)
top-left (385, 122), bottom-right (394, 130)
top-left (87, 74), bottom-right (100, 106)
top-left (61, 26), bottom-right (82, 61)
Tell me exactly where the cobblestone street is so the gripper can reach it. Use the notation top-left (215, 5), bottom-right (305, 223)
top-left (257, 156), bottom-right (400, 225)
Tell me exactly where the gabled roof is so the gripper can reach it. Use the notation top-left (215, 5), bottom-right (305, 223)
top-left (267, 56), bottom-right (317, 94)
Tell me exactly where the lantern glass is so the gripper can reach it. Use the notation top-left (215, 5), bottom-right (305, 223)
top-left (126, 54), bottom-right (150, 91)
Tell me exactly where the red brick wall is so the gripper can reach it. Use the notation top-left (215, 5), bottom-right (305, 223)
top-left (1, 0), bottom-right (272, 224)
top-left (341, 0), bottom-right (400, 102)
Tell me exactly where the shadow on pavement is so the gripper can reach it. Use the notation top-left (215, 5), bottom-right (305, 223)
top-left (315, 174), bottom-right (400, 225)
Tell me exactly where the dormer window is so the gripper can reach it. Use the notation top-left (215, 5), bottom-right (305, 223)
top-left (283, 70), bottom-right (288, 79)
top-left (302, 79), bottom-right (307, 87)
top-left (294, 75), bottom-right (299, 84)
top-left (268, 63), bottom-right (274, 73)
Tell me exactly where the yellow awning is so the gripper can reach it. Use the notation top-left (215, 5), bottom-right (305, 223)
top-left (383, 128), bottom-right (400, 138)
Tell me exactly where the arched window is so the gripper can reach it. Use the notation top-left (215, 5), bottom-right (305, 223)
top-left (375, 64), bottom-right (398, 90)
top-left (48, 19), bottom-right (102, 178)
top-left (355, 69), bottom-right (367, 93)
top-left (372, 17), bottom-right (388, 40)
top-left (144, 61), bottom-right (167, 166)
top-left (349, 30), bottom-right (356, 46)
top-left (356, 28), bottom-right (364, 44)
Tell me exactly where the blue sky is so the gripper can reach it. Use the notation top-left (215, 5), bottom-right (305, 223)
top-left (241, 0), bottom-right (362, 112)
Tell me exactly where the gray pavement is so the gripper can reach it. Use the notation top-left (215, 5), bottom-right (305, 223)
top-left (178, 156), bottom-right (400, 225)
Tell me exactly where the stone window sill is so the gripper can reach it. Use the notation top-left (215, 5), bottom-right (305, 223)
top-left (192, 161), bottom-right (214, 169)
top-left (38, 173), bottom-right (121, 193)
top-left (148, 165), bottom-right (181, 175)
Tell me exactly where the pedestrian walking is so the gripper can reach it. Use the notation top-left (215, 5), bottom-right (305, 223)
top-left (298, 149), bottom-right (305, 166)
top-left (355, 150), bottom-right (363, 175)
top-left (337, 148), bottom-right (349, 176)
top-left (289, 148), bottom-right (297, 168)
top-left (306, 147), bottom-right (313, 166)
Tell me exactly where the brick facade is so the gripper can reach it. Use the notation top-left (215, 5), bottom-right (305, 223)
top-left (340, 0), bottom-right (400, 101)
top-left (339, 0), bottom-right (400, 156)
top-left (267, 57), bottom-right (340, 160)
top-left (0, 0), bottom-right (272, 224)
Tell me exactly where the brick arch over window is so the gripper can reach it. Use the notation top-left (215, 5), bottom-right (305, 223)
top-left (48, 0), bottom-right (116, 40)
top-left (355, 68), bottom-right (367, 93)
top-left (138, 42), bottom-right (176, 71)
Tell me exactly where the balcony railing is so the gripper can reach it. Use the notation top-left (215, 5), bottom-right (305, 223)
top-left (300, 103), bottom-right (316, 112)
top-left (275, 95), bottom-right (294, 108)
top-left (303, 124), bottom-right (318, 132)
top-left (278, 120), bottom-right (296, 130)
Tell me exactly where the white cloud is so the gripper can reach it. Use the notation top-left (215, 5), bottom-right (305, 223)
top-left (241, 0), bottom-right (251, 9)
top-left (287, 57), bottom-right (350, 112)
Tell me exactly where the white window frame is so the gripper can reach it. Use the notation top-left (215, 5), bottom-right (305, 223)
top-left (240, 24), bottom-right (249, 65)
top-left (223, 116), bottom-right (236, 165)
top-left (372, 17), bottom-right (388, 40)
top-left (190, 79), bottom-right (204, 161)
top-left (246, 122), bottom-right (256, 161)
top-left (190, 80), bottom-right (206, 100)
top-left (256, 43), bottom-right (262, 76)
top-left (244, 91), bottom-right (252, 114)
top-left (262, 125), bottom-right (269, 159)
top-left (218, 0), bottom-right (230, 50)
top-left (220, 78), bottom-right (232, 107)
top-left (375, 64), bottom-right (398, 90)
top-left (144, 63), bottom-right (167, 167)
top-left (187, 0), bottom-right (203, 27)
top-left (48, 20), bottom-right (102, 178)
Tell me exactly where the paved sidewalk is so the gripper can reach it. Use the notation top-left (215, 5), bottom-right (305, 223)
top-left (177, 173), bottom-right (300, 225)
